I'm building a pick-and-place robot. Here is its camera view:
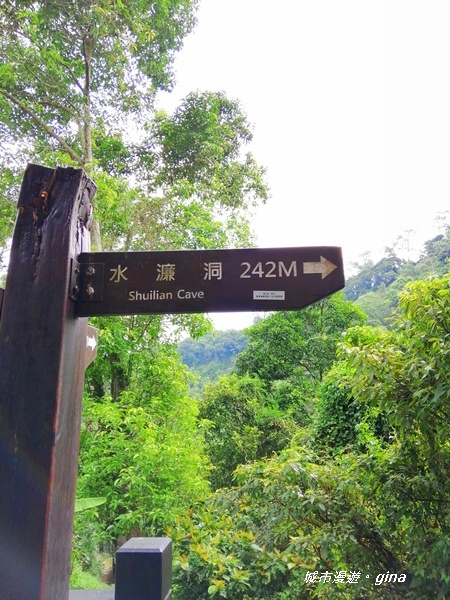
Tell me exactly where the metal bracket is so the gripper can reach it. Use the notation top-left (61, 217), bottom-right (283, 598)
top-left (69, 259), bottom-right (105, 303)
top-left (78, 262), bottom-right (105, 302)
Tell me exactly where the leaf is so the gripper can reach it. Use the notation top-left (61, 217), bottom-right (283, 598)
top-left (74, 496), bottom-right (107, 513)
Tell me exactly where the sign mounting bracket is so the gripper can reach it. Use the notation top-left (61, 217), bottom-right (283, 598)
top-left (78, 262), bottom-right (105, 303)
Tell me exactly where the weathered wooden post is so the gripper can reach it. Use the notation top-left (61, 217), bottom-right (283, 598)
top-left (0, 164), bottom-right (96, 600)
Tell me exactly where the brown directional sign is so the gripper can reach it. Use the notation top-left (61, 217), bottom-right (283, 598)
top-left (75, 246), bottom-right (345, 317)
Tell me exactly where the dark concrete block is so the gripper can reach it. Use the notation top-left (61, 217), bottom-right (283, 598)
top-left (115, 538), bottom-right (172, 600)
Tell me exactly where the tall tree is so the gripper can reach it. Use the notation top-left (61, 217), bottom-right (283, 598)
top-left (339, 275), bottom-right (450, 597)
top-left (198, 374), bottom-right (297, 489)
top-left (0, 0), bottom-right (199, 247)
top-left (235, 293), bottom-right (365, 386)
top-left (0, 2), bottom-right (269, 251)
top-left (0, 0), bottom-right (197, 248)
top-left (101, 91), bottom-right (269, 252)
top-left (0, 0), bottom-right (198, 164)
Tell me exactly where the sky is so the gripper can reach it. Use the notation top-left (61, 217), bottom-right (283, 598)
top-left (158, 0), bottom-right (450, 330)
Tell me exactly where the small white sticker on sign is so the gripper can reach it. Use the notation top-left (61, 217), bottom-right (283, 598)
top-left (253, 291), bottom-right (285, 300)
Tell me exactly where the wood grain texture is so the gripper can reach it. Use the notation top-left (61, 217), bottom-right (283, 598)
top-left (0, 164), bottom-right (96, 600)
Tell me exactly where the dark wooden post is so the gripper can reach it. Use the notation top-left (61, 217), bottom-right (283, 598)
top-left (0, 164), bottom-right (96, 600)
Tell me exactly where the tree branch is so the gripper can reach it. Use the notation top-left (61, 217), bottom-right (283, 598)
top-left (33, 30), bottom-right (85, 95)
top-left (82, 35), bottom-right (93, 165)
top-left (39, 99), bottom-right (79, 121)
top-left (22, 61), bottom-right (82, 117)
top-left (0, 88), bottom-right (84, 166)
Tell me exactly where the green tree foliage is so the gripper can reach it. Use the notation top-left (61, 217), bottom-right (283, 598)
top-left (0, 1), bottom-right (268, 254)
top-left (353, 286), bottom-right (394, 327)
top-left (198, 374), bottom-right (297, 490)
top-left (180, 330), bottom-right (248, 370)
top-left (420, 222), bottom-right (450, 269)
top-left (313, 363), bottom-right (364, 454)
top-left (0, 0), bottom-right (201, 246)
top-left (235, 293), bottom-right (366, 386)
top-left (0, 153), bottom-right (19, 270)
top-left (172, 447), bottom-right (406, 600)
top-left (346, 222), bottom-right (450, 327)
top-left (173, 274), bottom-right (450, 599)
top-left (78, 346), bottom-right (211, 540)
top-left (94, 91), bottom-right (269, 253)
top-left (313, 348), bottom-right (390, 456)
top-left (0, 0), bottom-right (198, 164)
top-left (345, 254), bottom-right (405, 301)
top-left (142, 92), bottom-right (268, 207)
top-left (339, 275), bottom-right (450, 597)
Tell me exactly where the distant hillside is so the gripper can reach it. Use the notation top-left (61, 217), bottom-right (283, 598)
top-left (178, 225), bottom-right (450, 384)
top-left (345, 225), bottom-right (450, 326)
top-left (178, 329), bottom-right (248, 392)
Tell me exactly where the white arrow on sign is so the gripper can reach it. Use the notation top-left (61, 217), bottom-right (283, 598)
top-left (86, 334), bottom-right (97, 351)
top-left (85, 326), bottom-right (99, 368)
top-left (303, 256), bottom-right (338, 279)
